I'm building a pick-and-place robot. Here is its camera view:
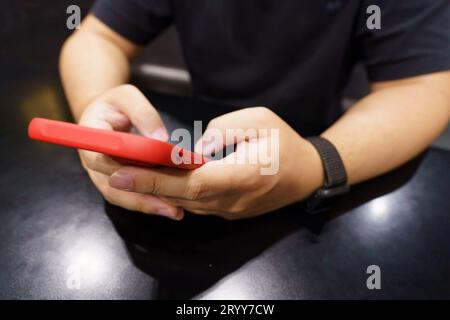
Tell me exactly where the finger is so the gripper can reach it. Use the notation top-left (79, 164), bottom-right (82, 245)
top-left (80, 101), bottom-right (131, 131)
top-left (101, 84), bottom-right (169, 140)
top-left (159, 196), bottom-right (218, 214)
top-left (160, 200), bottom-right (236, 221)
top-left (78, 102), bottom-right (130, 175)
top-left (78, 85), bottom-right (169, 175)
top-left (109, 164), bottom-right (225, 200)
top-left (79, 149), bottom-right (122, 175)
top-left (159, 196), bottom-right (227, 218)
top-left (88, 169), bottom-right (184, 220)
top-left (194, 107), bottom-right (273, 154)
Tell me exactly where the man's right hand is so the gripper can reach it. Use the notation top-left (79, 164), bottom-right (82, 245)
top-left (78, 84), bottom-right (184, 220)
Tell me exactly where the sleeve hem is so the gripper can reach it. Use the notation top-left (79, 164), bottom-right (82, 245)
top-left (367, 56), bottom-right (450, 82)
top-left (91, 2), bottom-right (154, 46)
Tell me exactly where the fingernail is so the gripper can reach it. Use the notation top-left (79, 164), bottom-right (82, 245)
top-left (110, 171), bottom-right (133, 191)
top-left (175, 208), bottom-right (185, 221)
top-left (204, 144), bottom-right (217, 157)
top-left (151, 128), bottom-right (169, 141)
top-left (198, 140), bottom-right (213, 155)
top-left (157, 207), bottom-right (184, 220)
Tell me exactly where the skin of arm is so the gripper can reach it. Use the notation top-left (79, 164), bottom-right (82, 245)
top-left (60, 15), bottom-right (186, 220)
top-left (61, 16), bottom-right (450, 220)
top-left (105, 71), bottom-right (450, 220)
top-left (322, 71), bottom-right (450, 185)
top-left (60, 15), bottom-right (138, 120)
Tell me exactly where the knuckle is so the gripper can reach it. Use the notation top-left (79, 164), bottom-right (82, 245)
top-left (145, 175), bottom-right (162, 195)
top-left (227, 199), bottom-right (252, 216)
top-left (83, 154), bottom-right (96, 171)
top-left (93, 152), bottom-right (105, 166)
top-left (230, 206), bottom-right (243, 215)
top-left (118, 84), bottom-right (139, 94)
top-left (86, 153), bottom-right (108, 173)
top-left (254, 106), bottom-right (272, 114)
top-left (207, 117), bottom-right (220, 129)
top-left (79, 154), bottom-right (89, 171)
top-left (221, 212), bottom-right (240, 221)
top-left (102, 188), bottom-right (116, 205)
top-left (230, 166), bottom-right (261, 191)
top-left (251, 106), bottom-right (274, 122)
top-left (242, 178), bottom-right (260, 193)
top-left (188, 208), bottom-right (207, 215)
top-left (133, 197), bottom-right (150, 214)
top-left (184, 181), bottom-right (206, 201)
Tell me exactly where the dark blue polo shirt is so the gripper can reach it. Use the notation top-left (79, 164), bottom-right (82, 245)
top-left (92, 0), bottom-right (450, 134)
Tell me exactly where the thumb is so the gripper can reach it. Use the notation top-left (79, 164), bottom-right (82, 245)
top-left (102, 84), bottom-right (169, 141)
top-left (195, 107), bottom-right (272, 154)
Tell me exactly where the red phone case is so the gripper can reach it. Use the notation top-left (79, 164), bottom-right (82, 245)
top-left (28, 118), bottom-right (207, 169)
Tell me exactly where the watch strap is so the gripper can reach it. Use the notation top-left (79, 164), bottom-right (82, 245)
top-left (307, 137), bottom-right (348, 188)
top-left (306, 137), bottom-right (349, 214)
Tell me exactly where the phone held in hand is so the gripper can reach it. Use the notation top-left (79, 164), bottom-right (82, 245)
top-left (28, 118), bottom-right (208, 169)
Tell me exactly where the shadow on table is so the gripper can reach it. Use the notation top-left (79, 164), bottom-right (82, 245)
top-left (104, 150), bottom-right (425, 299)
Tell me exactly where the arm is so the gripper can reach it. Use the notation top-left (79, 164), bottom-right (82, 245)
top-left (103, 72), bottom-right (450, 220)
top-left (60, 14), bottom-right (137, 120)
top-left (59, 15), bottom-right (182, 220)
top-left (322, 71), bottom-right (450, 185)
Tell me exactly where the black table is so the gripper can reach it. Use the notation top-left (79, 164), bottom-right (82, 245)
top-left (1, 73), bottom-right (450, 299)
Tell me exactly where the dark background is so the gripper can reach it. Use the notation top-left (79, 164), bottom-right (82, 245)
top-left (1, 0), bottom-right (449, 300)
top-left (0, 0), bottom-right (369, 98)
top-left (0, 0), bottom-right (183, 71)
top-left (2, 0), bottom-right (449, 146)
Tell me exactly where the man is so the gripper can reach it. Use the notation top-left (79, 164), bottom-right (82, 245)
top-left (60, 0), bottom-right (450, 220)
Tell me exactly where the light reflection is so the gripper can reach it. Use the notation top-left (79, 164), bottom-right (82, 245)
top-left (66, 243), bottom-right (109, 285)
top-left (200, 276), bottom-right (253, 300)
top-left (196, 266), bottom-right (259, 300)
top-left (368, 197), bottom-right (390, 223)
top-left (20, 81), bottom-right (67, 122)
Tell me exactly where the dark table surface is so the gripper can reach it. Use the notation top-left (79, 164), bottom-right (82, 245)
top-left (1, 72), bottom-right (450, 300)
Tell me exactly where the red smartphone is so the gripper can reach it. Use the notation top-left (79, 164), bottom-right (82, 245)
top-left (28, 118), bottom-right (208, 169)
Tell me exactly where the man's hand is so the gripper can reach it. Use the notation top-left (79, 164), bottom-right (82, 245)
top-left (78, 84), bottom-right (184, 221)
top-left (59, 16), bottom-right (185, 218)
top-left (105, 107), bottom-right (323, 220)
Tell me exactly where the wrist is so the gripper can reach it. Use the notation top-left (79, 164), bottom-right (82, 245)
top-left (293, 138), bottom-right (324, 200)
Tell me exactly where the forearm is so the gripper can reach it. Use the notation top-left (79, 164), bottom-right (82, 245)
top-left (321, 72), bottom-right (450, 185)
top-left (59, 16), bottom-right (134, 121)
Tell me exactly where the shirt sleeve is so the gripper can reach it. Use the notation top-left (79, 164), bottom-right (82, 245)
top-left (91, 0), bottom-right (173, 45)
top-left (355, 0), bottom-right (450, 82)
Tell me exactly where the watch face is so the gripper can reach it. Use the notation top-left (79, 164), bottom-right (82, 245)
top-left (306, 190), bottom-right (328, 214)
top-left (319, 185), bottom-right (350, 199)
top-left (307, 185), bottom-right (350, 214)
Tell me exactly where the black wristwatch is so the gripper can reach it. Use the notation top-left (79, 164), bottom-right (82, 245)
top-left (306, 137), bottom-right (349, 214)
